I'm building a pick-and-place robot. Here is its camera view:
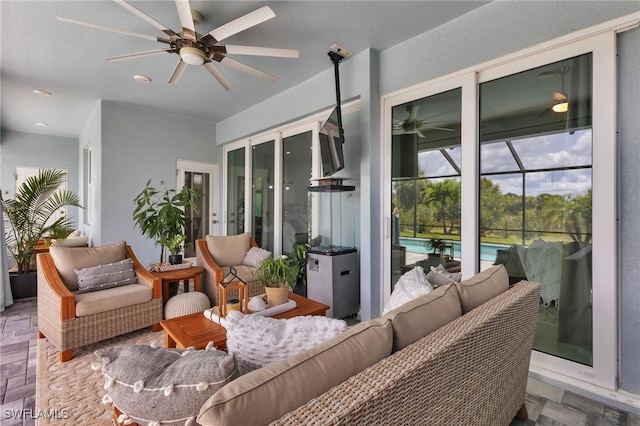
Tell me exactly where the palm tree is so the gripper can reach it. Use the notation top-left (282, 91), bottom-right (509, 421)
top-left (2, 169), bottom-right (82, 274)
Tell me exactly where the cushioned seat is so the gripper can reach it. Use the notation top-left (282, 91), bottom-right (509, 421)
top-left (164, 291), bottom-right (211, 319)
top-left (75, 284), bottom-right (153, 317)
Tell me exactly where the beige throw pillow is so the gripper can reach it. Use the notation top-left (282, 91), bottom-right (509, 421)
top-left (455, 264), bottom-right (509, 314)
top-left (205, 233), bottom-right (251, 267)
top-left (49, 241), bottom-right (127, 291)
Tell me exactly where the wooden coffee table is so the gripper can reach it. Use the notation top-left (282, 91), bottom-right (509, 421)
top-left (160, 292), bottom-right (330, 351)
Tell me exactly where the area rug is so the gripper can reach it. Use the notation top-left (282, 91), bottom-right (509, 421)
top-left (36, 329), bottom-right (165, 425)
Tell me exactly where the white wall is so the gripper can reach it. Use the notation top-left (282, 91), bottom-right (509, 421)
top-left (0, 129), bottom-right (80, 225)
top-left (98, 101), bottom-right (221, 267)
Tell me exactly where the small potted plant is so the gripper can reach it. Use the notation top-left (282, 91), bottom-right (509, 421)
top-left (427, 238), bottom-right (446, 257)
top-left (159, 234), bottom-right (187, 265)
top-left (255, 255), bottom-right (297, 307)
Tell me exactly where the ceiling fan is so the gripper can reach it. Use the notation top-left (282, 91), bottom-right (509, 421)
top-left (537, 66), bottom-right (570, 117)
top-left (57, 0), bottom-right (299, 90)
top-left (393, 105), bottom-right (454, 138)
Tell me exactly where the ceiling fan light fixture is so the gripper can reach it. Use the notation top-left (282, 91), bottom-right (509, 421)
top-left (552, 101), bottom-right (569, 113)
top-left (180, 47), bottom-right (205, 66)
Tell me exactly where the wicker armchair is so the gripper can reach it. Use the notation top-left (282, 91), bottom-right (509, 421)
top-left (37, 242), bottom-right (163, 362)
top-left (195, 233), bottom-right (265, 307)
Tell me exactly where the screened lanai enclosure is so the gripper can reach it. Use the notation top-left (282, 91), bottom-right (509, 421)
top-left (391, 53), bottom-right (593, 366)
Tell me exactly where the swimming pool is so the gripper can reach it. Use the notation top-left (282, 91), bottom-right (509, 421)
top-left (399, 238), bottom-right (509, 262)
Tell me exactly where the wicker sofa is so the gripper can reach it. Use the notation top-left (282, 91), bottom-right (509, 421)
top-left (37, 241), bottom-right (163, 362)
top-left (196, 265), bottom-right (541, 426)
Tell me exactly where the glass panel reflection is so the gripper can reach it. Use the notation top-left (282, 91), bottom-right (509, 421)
top-left (283, 131), bottom-right (312, 255)
top-left (252, 141), bottom-right (275, 251)
top-left (226, 148), bottom-right (245, 236)
top-left (390, 88), bottom-right (462, 290)
top-left (479, 53), bottom-right (593, 366)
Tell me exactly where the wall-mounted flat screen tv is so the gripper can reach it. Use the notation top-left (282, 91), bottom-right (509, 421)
top-left (319, 107), bottom-right (345, 176)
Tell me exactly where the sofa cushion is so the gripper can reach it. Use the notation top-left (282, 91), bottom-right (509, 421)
top-left (49, 241), bottom-right (127, 291)
top-left (74, 284), bottom-right (152, 317)
top-left (197, 318), bottom-right (393, 426)
top-left (382, 283), bottom-right (462, 352)
top-left (241, 246), bottom-right (271, 267)
top-left (224, 311), bottom-right (348, 374)
top-left (205, 233), bottom-right (251, 267)
top-left (456, 264), bottom-right (509, 314)
top-left (382, 266), bottom-right (433, 315)
top-left (75, 259), bottom-right (138, 294)
top-left (94, 344), bottom-right (237, 426)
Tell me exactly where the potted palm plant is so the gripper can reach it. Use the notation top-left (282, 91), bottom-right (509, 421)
top-left (255, 255), bottom-right (297, 307)
top-left (1, 169), bottom-right (82, 299)
top-left (132, 180), bottom-right (200, 263)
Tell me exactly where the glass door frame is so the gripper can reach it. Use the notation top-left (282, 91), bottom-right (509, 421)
top-left (382, 31), bottom-right (617, 391)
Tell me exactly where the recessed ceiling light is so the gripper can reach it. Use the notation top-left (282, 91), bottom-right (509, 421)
top-left (35, 122), bottom-right (49, 127)
top-left (33, 89), bottom-right (52, 96)
top-left (133, 75), bottom-right (151, 83)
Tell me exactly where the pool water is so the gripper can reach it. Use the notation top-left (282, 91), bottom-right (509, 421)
top-left (399, 238), bottom-right (508, 262)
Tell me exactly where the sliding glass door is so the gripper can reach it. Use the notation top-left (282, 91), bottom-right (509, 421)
top-left (384, 31), bottom-right (616, 389)
top-left (479, 54), bottom-right (593, 366)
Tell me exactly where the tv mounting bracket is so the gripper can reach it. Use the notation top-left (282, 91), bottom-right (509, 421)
top-left (328, 49), bottom-right (349, 143)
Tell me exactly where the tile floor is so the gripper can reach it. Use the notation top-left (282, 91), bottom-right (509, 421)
top-left (1, 298), bottom-right (639, 426)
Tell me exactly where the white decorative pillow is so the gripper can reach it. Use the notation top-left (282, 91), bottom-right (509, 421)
top-left (93, 343), bottom-right (237, 426)
top-left (383, 266), bottom-right (434, 315)
top-left (242, 247), bottom-right (272, 267)
top-left (426, 264), bottom-right (462, 288)
top-left (75, 259), bottom-right (137, 293)
top-left (224, 311), bottom-right (348, 374)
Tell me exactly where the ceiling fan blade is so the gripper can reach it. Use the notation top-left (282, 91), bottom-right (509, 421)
top-left (57, 17), bottom-right (161, 42)
top-left (174, 0), bottom-right (196, 40)
top-left (224, 45), bottom-right (299, 59)
top-left (207, 6), bottom-right (275, 42)
top-left (409, 105), bottom-right (419, 121)
top-left (168, 60), bottom-right (188, 84)
top-left (204, 62), bottom-right (233, 91)
top-left (104, 49), bottom-right (172, 62)
top-left (221, 57), bottom-right (278, 83)
top-left (113, 0), bottom-right (178, 37)
top-left (417, 130), bottom-right (426, 138)
top-left (421, 126), bottom-right (455, 132)
top-left (551, 91), bottom-right (568, 101)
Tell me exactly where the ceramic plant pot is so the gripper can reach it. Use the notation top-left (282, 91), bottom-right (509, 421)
top-left (264, 286), bottom-right (289, 307)
top-left (168, 254), bottom-right (183, 265)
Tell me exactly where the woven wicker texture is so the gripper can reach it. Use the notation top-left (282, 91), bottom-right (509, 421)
top-left (270, 281), bottom-right (541, 426)
top-left (164, 291), bottom-right (211, 319)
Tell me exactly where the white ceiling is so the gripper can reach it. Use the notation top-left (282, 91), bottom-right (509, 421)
top-left (1, 1), bottom-right (490, 139)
